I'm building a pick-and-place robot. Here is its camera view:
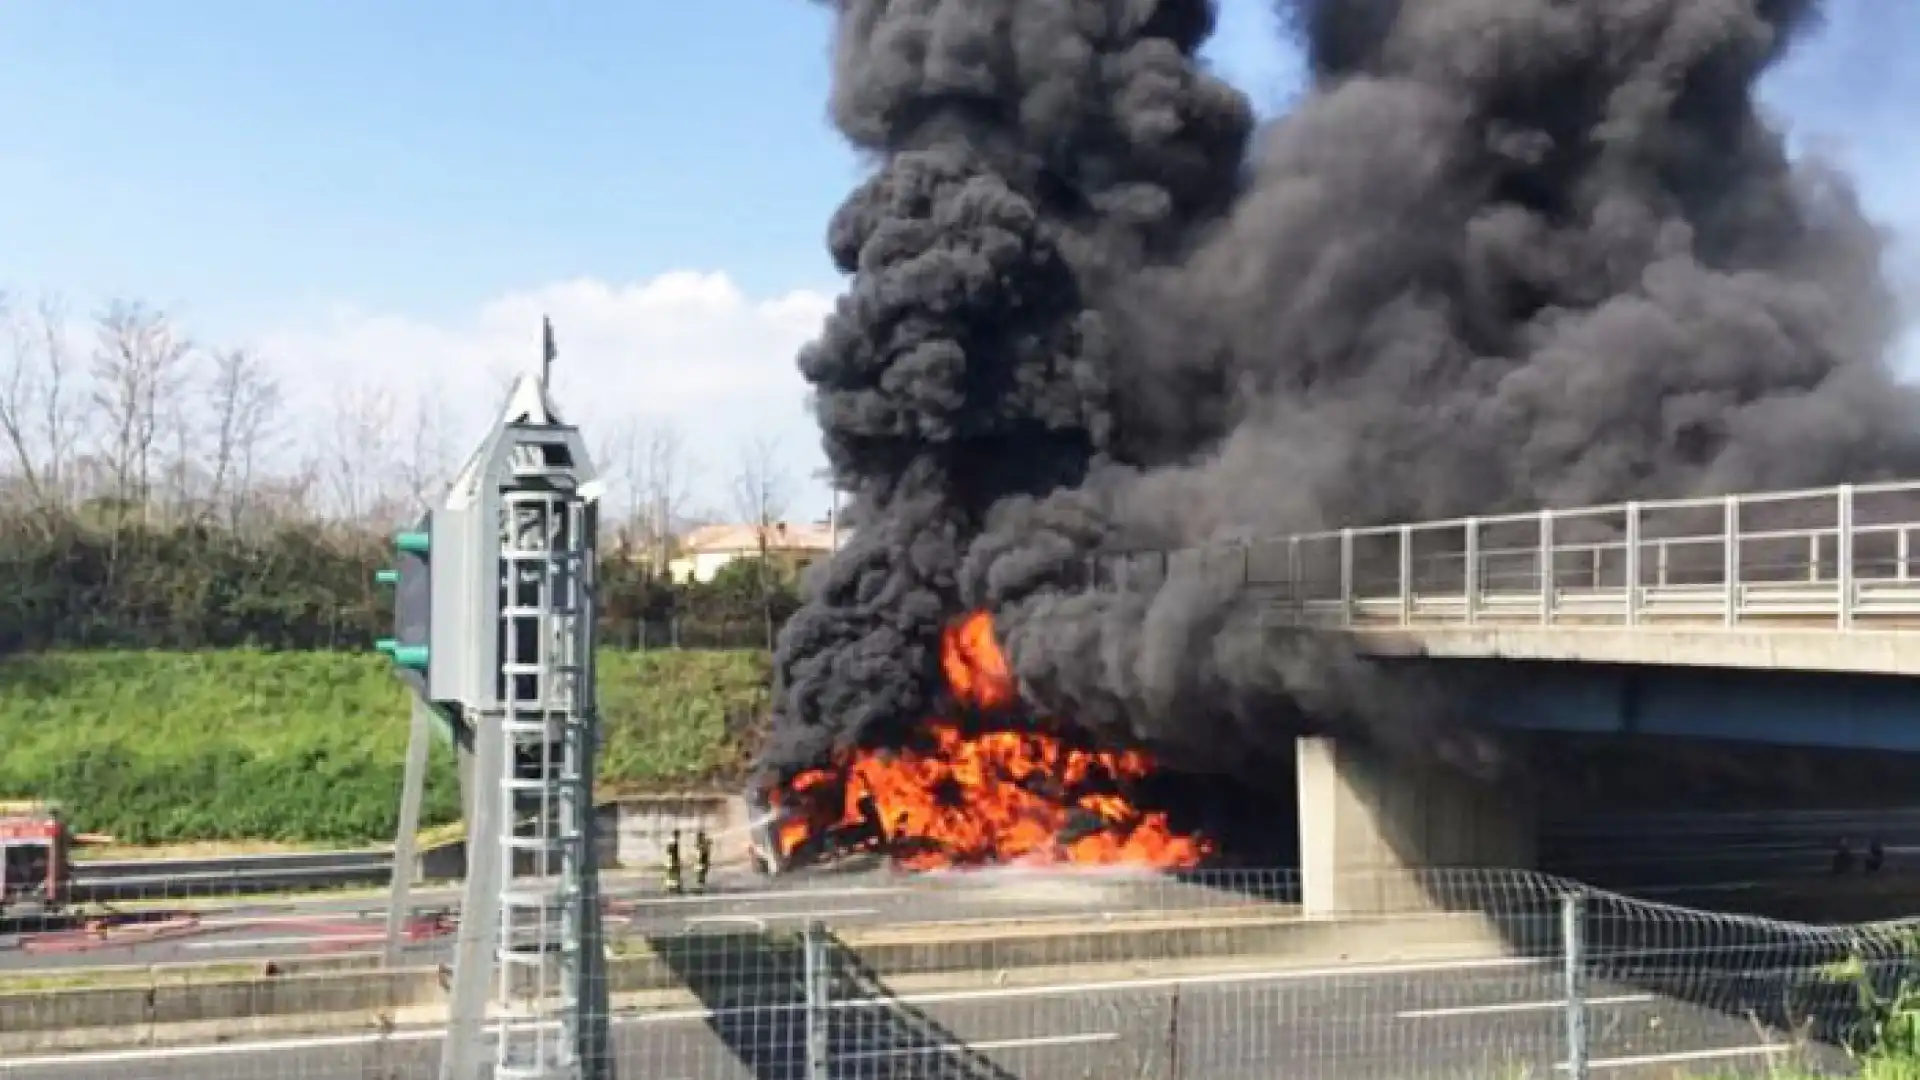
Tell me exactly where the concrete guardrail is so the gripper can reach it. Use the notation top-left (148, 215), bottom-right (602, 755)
top-left (1, 908), bottom-right (1533, 1053)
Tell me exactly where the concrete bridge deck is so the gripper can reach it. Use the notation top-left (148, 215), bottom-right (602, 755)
top-left (1095, 479), bottom-right (1920, 674)
top-left (1082, 480), bottom-right (1920, 916)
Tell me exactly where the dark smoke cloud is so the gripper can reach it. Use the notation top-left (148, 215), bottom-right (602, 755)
top-left (765, 0), bottom-right (1920, 782)
top-left (762, 0), bottom-right (1250, 774)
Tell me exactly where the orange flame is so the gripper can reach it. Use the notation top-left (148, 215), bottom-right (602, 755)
top-left (771, 611), bottom-right (1210, 871)
top-left (942, 610), bottom-right (1016, 711)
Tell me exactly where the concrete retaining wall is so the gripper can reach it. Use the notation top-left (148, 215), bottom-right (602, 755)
top-left (613, 793), bottom-right (748, 869)
top-left (1, 968), bottom-right (440, 1048)
top-left (415, 793), bottom-right (749, 881)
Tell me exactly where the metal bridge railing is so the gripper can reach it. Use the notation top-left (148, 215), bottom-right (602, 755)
top-left (1094, 479), bottom-right (1920, 632)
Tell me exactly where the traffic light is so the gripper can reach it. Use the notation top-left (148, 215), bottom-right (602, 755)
top-left (374, 515), bottom-right (433, 696)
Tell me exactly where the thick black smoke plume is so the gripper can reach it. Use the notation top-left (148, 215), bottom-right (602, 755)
top-left (766, 0), bottom-right (1920, 783)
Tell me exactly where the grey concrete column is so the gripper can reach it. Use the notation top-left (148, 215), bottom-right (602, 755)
top-left (1296, 737), bottom-right (1535, 917)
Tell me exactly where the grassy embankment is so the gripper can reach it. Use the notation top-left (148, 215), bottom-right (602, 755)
top-left (0, 649), bottom-right (768, 850)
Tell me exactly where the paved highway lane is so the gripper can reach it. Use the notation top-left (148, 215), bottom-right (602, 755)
top-left (0, 955), bottom-right (1847, 1080)
top-left (0, 869), bottom-right (1298, 971)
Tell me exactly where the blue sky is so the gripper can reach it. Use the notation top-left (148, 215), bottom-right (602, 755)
top-left (1, 1), bottom-right (1914, 522)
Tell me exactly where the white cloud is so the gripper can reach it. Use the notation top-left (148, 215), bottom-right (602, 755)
top-left (253, 271), bottom-right (840, 518)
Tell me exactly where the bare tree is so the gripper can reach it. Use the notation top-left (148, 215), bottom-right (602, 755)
top-left (90, 300), bottom-right (192, 529)
top-left (320, 380), bottom-right (403, 525)
top-left (158, 356), bottom-right (207, 524)
top-left (732, 434), bottom-right (792, 649)
top-left (609, 420), bottom-right (695, 575)
top-left (396, 391), bottom-right (454, 519)
top-left (0, 295), bottom-right (86, 519)
top-left (203, 347), bottom-right (284, 531)
top-left (732, 433), bottom-right (792, 530)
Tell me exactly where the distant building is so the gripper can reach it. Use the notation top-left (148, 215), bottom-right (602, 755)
top-left (668, 522), bottom-right (842, 585)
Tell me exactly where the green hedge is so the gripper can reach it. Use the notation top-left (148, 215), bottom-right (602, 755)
top-left (0, 649), bottom-right (766, 846)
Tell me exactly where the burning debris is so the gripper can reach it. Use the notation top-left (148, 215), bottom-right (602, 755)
top-left (768, 613), bottom-right (1212, 872)
top-left (764, 0), bottom-right (1920, 871)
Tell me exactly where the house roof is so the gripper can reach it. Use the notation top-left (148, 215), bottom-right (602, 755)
top-left (680, 522), bottom-right (838, 555)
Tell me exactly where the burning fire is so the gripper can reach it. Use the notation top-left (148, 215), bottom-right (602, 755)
top-left (772, 611), bottom-right (1211, 871)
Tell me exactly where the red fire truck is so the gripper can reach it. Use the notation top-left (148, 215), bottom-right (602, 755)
top-left (0, 801), bottom-right (96, 918)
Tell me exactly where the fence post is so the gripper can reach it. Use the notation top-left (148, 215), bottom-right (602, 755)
top-left (1463, 517), bottom-right (1479, 624)
top-left (1400, 524), bottom-right (1414, 625)
top-left (1838, 484), bottom-right (1854, 629)
top-left (1287, 537), bottom-right (1301, 614)
top-left (1562, 893), bottom-right (1589, 1080)
top-left (1623, 501), bottom-right (1640, 626)
top-left (1723, 495), bottom-right (1740, 626)
top-left (1539, 510), bottom-right (1554, 625)
top-left (1167, 984), bottom-right (1182, 1080)
top-left (804, 920), bottom-right (831, 1080)
top-left (1340, 529), bottom-right (1355, 626)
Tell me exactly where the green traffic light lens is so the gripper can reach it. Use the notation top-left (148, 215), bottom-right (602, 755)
top-left (375, 638), bottom-right (428, 669)
top-left (395, 530), bottom-right (430, 554)
top-left (374, 569), bottom-right (400, 585)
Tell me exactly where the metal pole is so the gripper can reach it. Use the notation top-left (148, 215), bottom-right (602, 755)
top-left (1562, 893), bottom-right (1589, 1080)
top-left (1838, 484), bottom-right (1855, 629)
top-left (1623, 502), bottom-right (1640, 626)
top-left (383, 696), bottom-right (433, 967)
top-left (1723, 495), bottom-right (1740, 626)
top-left (1463, 518), bottom-right (1479, 624)
top-left (1287, 537), bottom-right (1301, 614)
top-left (1539, 511), bottom-right (1554, 625)
top-left (1167, 984), bottom-right (1183, 1080)
top-left (1400, 525), bottom-right (1414, 626)
top-left (1339, 529), bottom-right (1354, 626)
top-left (441, 710), bottom-right (502, 1080)
top-left (804, 920), bottom-right (832, 1080)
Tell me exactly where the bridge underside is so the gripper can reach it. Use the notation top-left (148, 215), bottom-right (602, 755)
top-left (1293, 658), bottom-right (1920, 915)
top-left (1437, 659), bottom-right (1920, 753)
top-left (1352, 624), bottom-right (1920, 678)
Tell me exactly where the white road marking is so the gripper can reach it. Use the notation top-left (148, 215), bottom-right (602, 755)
top-left (193, 913), bottom-right (386, 930)
top-left (1397, 994), bottom-right (1654, 1019)
top-left (683, 907), bottom-right (878, 927)
top-left (626, 886), bottom-right (913, 908)
top-left (185, 934), bottom-right (382, 950)
top-left (1558, 1043), bottom-right (1793, 1070)
top-left (0, 954), bottom-right (1545, 1069)
top-left (838, 1032), bottom-right (1119, 1060)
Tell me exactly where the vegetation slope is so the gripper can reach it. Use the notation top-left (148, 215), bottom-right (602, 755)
top-left (0, 648), bottom-right (768, 846)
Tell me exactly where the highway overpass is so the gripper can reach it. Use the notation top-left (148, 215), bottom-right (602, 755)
top-left (1097, 479), bottom-right (1920, 914)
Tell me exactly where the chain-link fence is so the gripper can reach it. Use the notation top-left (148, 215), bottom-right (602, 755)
top-left (2, 865), bottom-right (1916, 1078)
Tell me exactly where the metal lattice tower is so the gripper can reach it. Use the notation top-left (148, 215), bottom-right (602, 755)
top-left (375, 362), bottom-right (612, 1080)
top-left (494, 482), bottom-right (598, 1078)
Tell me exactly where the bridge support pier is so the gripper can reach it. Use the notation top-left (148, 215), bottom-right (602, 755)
top-left (1296, 737), bottom-right (1535, 917)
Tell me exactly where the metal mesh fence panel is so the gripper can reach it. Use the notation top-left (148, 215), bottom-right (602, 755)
top-left (4, 865), bottom-right (1919, 1078)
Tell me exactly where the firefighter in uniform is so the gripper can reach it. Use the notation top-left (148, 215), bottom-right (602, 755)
top-left (664, 830), bottom-right (684, 894)
top-left (694, 829), bottom-right (713, 893)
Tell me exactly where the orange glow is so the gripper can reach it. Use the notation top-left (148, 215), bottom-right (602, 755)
top-left (770, 611), bottom-right (1210, 871)
top-left (941, 610), bottom-right (1016, 711)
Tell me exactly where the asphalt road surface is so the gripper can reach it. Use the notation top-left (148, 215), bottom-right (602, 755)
top-left (0, 953), bottom-right (1847, 1080)
top-left (0, 867), bottom-right (1298, 971)
top-left (8, 859), bottom-right (1901, 972)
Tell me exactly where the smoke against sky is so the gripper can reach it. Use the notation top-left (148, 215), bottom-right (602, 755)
top-left (764, 0), bottom-right (1920, 781)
